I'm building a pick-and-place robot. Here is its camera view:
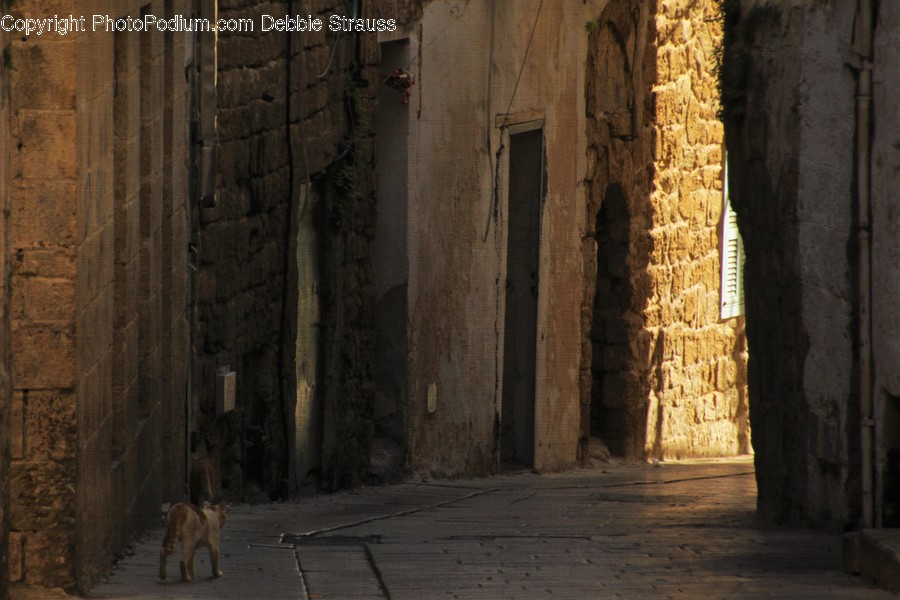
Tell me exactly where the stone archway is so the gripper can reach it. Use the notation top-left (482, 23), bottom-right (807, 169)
top-left (590, 184), bottom-right (644, 457)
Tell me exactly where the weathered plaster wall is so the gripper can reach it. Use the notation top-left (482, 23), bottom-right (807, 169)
top-left (795, 3), bottom-right (856, 527)
top-left (871, 0), bottom-right (900, 525)
top-left (406, 0), bottom-right (601, 476)
top-left (583, 0), bottom-right (748, 462)
top-left (872, 0), bottom-right (900, 398)
top-left (724, 2), bottom-right (812, 527)
top-left (7, 0), bottom-right (190, 589)
top-left (722, 0), bottom-right (862, 528)
top-left (406, 0), bottom-right (496, 476)
top-left (497, 1), bottom-right (595, 472)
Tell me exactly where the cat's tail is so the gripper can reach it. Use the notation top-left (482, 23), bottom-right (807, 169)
top-left (159, 505), bottom-right (182, 581)
top-left (161, 506), bottom-right (182, 554)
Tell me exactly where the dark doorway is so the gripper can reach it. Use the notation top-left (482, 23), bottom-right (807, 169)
top-left (501, 127), bottom-right (544, 467)
top-left (590, 184), bottom-right (634, 456)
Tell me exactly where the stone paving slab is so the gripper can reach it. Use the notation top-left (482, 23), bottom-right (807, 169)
top-left (87, 544), bottom-right (303, 600)
top-left (46, 458), bottom-right (892, 599)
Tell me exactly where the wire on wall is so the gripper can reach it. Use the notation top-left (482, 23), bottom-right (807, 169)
top-left (484, 0), bottom-right (545, 243)
top-left (500, 0), bottom-right (544, 129)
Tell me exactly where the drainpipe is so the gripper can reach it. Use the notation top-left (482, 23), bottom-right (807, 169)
top-left (854, 0), bottom-right (875, 529)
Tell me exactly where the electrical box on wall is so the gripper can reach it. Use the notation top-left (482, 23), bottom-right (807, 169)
top-left (217, 367), bottom-right (236, 415)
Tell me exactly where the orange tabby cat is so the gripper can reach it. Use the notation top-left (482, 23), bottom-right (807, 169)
top-left (159, 500), bottom-right (227, 582)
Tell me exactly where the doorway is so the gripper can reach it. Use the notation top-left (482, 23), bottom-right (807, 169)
top-left (501, 126), bottom-right (544, 467)
top-left (590, 183), bottom-right (634, 456)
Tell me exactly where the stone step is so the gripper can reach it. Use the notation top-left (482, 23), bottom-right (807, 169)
top-left (843, 529), bottom-right (900, 592)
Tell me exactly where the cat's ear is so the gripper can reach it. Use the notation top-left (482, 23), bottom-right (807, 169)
top-left (202, 500), bottom-right (212, 509)
top-left (217, 500), bottom-right (227, 512)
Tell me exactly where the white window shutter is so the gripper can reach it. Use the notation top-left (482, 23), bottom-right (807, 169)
top-left (720, 159), bottom-right (745, 320)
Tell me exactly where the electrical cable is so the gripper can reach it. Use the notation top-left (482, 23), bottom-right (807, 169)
top-left (500, 0), bottom-right (544, 128)
top-left (484, 0), bottom-right (545, 243)
top-left (277, 0), bottom-right (297, 498)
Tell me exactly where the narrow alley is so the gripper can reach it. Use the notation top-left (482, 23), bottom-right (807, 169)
top-left (79, 459), bottom-right (887, 600)
top-left (2, 1), bottom-right (899, 597)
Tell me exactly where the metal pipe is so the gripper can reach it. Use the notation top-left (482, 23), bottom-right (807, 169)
top-left (855, 0), bottom-right (875, 529)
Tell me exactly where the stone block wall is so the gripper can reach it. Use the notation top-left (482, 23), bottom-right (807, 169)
top-left (197, 0), bottom-right (385, 497)
top-left (583, 0), bottom-right (749, 460)
top-left (199, 0), bottom-right (305, 499)
top-left (644, 0), bottom-right (749, 458)
top-left (0, 14), bottom-right (10, 600)
top-left (6, 0), bottom-right (190, 590)
top-left (8, 1), bottom-right (80, 585)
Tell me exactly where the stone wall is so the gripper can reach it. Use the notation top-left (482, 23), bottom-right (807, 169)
top-left (645, 0), bottom-right (749, 458)
top-left (370, 0), bottom-right (422, 25)
top-left (583, 0), bottom-right (657, 459)
top-left (197, 0), bottom-right (383, 497)
top-left (8, 0), bottom-right (73, 585)
top-left (6, 0), bottom-right (190, 589)
top-left (721, 0), bottom-right (800, 526)
top-left (722, 0), bottom-right (900, 530)
top-left (196, 0), bottom-right (298, 501)
top-left (8, 0), bottom-right (80, 584)
top-left (0, 13), bottom-right (10, 600)
top-left (871, 0), bottom-right (900, 527)
top-left (583, 0), bottom-right (749, 461)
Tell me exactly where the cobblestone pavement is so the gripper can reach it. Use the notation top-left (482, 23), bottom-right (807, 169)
top-left (73, 457), bottom-right (892, 599)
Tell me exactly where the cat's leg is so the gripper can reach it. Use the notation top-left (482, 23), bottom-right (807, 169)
top-left (159, 546), bottom-right (171, 580)
top-left (209, 547), bottom-right (223, 578)
top-left (181, 541), bottom-right (197, 582)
